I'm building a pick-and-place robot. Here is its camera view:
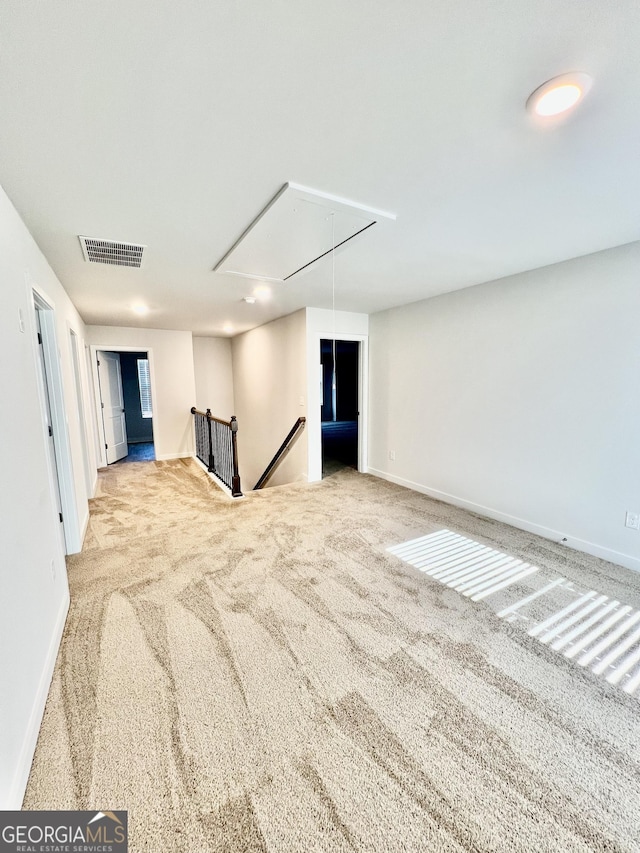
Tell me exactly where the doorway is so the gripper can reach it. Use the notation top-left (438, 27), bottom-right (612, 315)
top-left (96, 350), bottom-right (155, 464)
top-left (320, 339), bottom-right (359, 476)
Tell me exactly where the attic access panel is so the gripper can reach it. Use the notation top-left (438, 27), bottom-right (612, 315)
top-left (213, 183), bottom-right (396, 282)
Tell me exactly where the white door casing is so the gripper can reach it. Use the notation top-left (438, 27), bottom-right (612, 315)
top-left (31, 285), bottom-right (82, 555)
top-left (307, 331), bottom-right (369, 482)
top-left (34, 306), bottom-right (66, 555)
top-left (69, 329), bottom-right (93, 498)
top-left (97, 351), bottom-right (128, 464)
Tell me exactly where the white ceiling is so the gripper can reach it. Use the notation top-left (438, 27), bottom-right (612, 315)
top-left (0, 0), bottom-right (639, 336)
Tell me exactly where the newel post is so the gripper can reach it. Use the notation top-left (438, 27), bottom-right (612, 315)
top-left (230, 415), bottom-right (242, 497)
top-left (206, 409), bottom-right (215, 473)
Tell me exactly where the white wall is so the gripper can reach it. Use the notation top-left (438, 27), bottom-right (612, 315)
top-left (0, 184), bottom-right (92, 807)
top-left (192, 336), bottom-right (235, 417)
top-left (306, 308), bottom-right (369, 482)
top-left (232, 310), bottom-right (308, 490)
top-left (86, 326), bottom-right (197, 462)
top-left (369, 241), bottom-right (640, 572)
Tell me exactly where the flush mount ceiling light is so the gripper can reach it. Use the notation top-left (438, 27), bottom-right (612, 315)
top-left (242, 296), bottom-right (256, 304)
top-left (132, 303), bottom-right (149, 316)
top-left (527, 72), bottom-right (592, 117)
top-left (253, 284), bottom-right (272, 300)
top-left (223, 322), bottom-right (233, 334)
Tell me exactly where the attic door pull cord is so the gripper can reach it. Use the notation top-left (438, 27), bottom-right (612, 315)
top-left (332, 213), bottom-right (337, 422)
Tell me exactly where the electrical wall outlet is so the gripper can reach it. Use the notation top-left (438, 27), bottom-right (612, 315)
top-left (625, 512), bottom-right (640, 530)
top-left (388, 450), bottom-right (396, 461)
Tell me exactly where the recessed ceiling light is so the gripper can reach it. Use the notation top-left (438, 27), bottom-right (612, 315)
top-left (527, 72), bottom-right (592, 118)
top-left (223, 322), bottom-right (233, 334)
top-left (242, 296), bottom-right (256, 304)
top-left (253, 284), bottom-right (271, 300)
top-left (132, 303), bottom-right (149, 315)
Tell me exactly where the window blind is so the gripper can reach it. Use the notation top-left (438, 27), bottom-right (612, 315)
top-left (137, 359), bottom-right (153, 418)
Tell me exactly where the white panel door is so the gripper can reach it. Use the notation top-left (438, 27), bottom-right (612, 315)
top-left (97, 351), bottom-right (128, 463)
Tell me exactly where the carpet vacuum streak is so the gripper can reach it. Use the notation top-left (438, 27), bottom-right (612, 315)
top-left (25, 458), bottom-right (640, 852)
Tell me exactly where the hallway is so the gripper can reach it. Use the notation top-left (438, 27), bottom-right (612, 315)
top-left (25, 459), bottom-right (640, 852)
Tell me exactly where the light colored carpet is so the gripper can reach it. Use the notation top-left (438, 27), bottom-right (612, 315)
top-left (25, 459), bottom-right (640, 852)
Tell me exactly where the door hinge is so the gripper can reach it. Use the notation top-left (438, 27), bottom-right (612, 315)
top-left (101, 402), bottom-right (104, 409)
top-left (59, 512), bottom-right (63, 523)
top-left (97, 359), bottom-right (100, 366)
top-left (37, 332), bottom-right (43, 345)
top-left (48, 425), bottom-right (53, 437)
top-left (105, 443), bottom-right (108, 450)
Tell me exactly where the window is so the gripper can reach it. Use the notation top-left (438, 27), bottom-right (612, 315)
top-left (137, 358), bottom-right (153, 418)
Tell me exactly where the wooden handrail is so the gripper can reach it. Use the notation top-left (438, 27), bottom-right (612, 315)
top-left (190, 406), bottom-right (232, 428)
top-left (253, 417), bottom-right (306, 490)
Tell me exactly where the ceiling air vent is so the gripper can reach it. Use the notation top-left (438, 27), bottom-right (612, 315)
top-left (79, 236), bottom-right (145, 268)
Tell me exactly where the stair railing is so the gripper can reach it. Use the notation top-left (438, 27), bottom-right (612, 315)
top-left (253, 417), bottom-right (306, 490)
top-left (190, 407), bottom-right (242, 497)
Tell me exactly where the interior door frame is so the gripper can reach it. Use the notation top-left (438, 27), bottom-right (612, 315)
top-left (30, 287), bottom-right (82, 554)
top-left (308, 332), bottom-right (369, 482)
top-left (90, 345), bottom-right (158, 467)
top-left (68, 327), bottom-right (93, 498)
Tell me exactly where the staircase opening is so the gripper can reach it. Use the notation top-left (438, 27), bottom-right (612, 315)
top-left (253, 417), bottom-right (306, 490)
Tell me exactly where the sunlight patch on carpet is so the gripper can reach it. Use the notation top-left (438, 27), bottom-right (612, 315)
top-left (386, 529), bottom-right (539, 601)
top-left (526, 592), bottom-right (640, 695)
top-left (388, 529), bottom-right (640, 698)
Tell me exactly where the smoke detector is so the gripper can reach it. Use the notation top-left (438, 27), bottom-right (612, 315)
top-left (79, 236), bottom-right (146, 268)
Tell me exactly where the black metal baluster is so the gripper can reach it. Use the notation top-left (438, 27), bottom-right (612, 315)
top-left (190, 407), bottom-right (242, 497)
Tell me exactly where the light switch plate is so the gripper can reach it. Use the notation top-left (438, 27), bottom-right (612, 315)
top-left (625, 512), bottom-right (640, 530)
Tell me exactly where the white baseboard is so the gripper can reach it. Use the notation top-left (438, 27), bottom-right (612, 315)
top-left (79, 506), bottom-right (90, 546)
top-left (155, 451), bottom-right (192, 461)
top-left (368, 467), bottom-right (640, 574)
top-left (5, 590), bottom-right (70, 809)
